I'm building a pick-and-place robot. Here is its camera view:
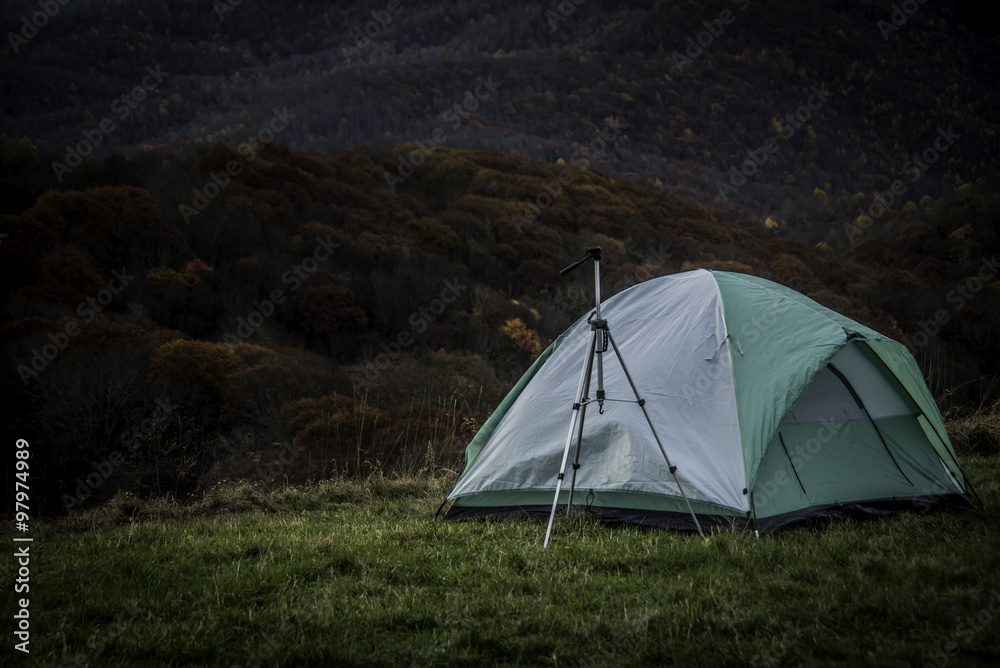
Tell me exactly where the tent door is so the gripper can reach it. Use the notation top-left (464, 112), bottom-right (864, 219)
top-left (828, 363), bottom-right (914, 487)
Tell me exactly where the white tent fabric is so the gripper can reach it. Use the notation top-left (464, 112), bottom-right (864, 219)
top-left (448, 271), bottom-right (748, 511)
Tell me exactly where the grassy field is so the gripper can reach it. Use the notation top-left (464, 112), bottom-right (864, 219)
top-left (5, 435), bottom-right (1000, 666)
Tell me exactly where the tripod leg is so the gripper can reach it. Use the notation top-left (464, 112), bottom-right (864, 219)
top-left (566, 374), bottom-right (591, 512)
top-left (544, 329), bottom-right (598, 548)
top-left (605, 329), bottom-right (706, 538)
top-left (595, 335), bottom-right (605, 410)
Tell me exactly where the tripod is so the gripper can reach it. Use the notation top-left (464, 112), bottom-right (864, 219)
top-left (543, 247), bottom-right (706, 547)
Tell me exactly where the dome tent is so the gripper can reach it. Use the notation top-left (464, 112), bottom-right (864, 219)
top-left (443, 270), bottom-right (977, 532)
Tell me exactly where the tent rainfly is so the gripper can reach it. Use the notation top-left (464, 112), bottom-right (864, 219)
top-left (443, 270), bottom-right (978, 532)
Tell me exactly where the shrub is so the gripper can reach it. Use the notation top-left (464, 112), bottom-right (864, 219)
top-left (513, 259), bottom-right (561, 289)
top-left (292, 394), bottom-right (384, 476)
top-left (146, 267), bottom-right (188, 295)
top-left (296, 285), bottom-right (368, 334)
top-left (178, 258), bottom-right (214, 287)
top-left (148, 340), bottom-right (243, 392)
top-left (407, 217), bottom-right (459, 252)
top-left (501, 318), bottom-right (542, 357)
top-left (39, 246), bottom-right (105, 294)
top-left (771, 253), bottom-right (816, 285)
top-left (220, 364), bottom-right (305, 430)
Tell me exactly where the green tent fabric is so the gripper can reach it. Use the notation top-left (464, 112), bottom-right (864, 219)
top-left (444, 270), bottom-right (973, 531)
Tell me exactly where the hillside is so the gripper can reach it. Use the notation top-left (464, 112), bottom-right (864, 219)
top-left (4, 4), bottom-right (1000, 666)
top-left (1, 140), bottom-right (997, 511)
top-left (3, 0), bottom-right (999, 233)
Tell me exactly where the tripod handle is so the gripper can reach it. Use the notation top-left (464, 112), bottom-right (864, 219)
top-left (560, 246), bottom-right (603, 275)
top-left (560, 255), bottom-right (592, 275)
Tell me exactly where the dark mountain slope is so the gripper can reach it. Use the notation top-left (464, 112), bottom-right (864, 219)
top-left (3, 0), bottom-right (998, 234)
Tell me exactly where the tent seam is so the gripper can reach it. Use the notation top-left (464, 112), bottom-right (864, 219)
top-left (708, 270), bottom-right (751, 512)
top-left (717, 271), bottom-right (885, 340)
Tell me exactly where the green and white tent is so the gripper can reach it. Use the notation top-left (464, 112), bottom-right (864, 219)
top-left (444, 270), bottom-right (975, 531)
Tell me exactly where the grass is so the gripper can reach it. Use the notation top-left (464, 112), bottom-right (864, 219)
top-left (4, 450), bottom-right (999, 666)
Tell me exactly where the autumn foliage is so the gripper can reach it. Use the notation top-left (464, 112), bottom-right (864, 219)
top-left (1, 140), bottom-right (997, 514)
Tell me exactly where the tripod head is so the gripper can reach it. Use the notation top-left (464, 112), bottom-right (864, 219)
top-left (560, 245), bottom-right (605, 320)
top-left (560, 246), bottom-right (602, 275)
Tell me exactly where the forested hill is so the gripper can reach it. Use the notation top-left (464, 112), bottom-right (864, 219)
top-left (2, 0), bottom-right (998, 510)
top-left (3, 0), bottom-right (999, 234)
top-left (1, 140), bottom-right (998, 511)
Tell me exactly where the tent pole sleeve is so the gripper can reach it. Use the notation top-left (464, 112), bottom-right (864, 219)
top-left (606, 330), bottom-right (707, 538)
top-left (778, 431), bottom-right (808, 496)
top-left (545, 329), bottom-right (598, 548)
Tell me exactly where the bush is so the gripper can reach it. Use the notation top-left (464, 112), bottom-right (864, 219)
top-left (291, 394), bottom-right (384, 476)
top-left (146, 267), bottom-right (188, 296)
top-left (148, 340), bottom-right (243, 392)
top-left (178, 258), bottom-right (213, 287)
top-left (220, 364), bottom-right (305, 431)
top-left (296, 284), bottom-right (368, 335)
top-left (407, 217), bottom-right (459, 252)
top-left (946, 403), bottom-right (1000, 456)
top-left (771, 253), bottom-right (817, 285)
top-left (500, 318), bottom-right (542, 357)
